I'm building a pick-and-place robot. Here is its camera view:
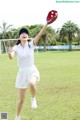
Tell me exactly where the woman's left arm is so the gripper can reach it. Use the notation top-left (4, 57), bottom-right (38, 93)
top-left (33, 23), bottom-right (48, 45)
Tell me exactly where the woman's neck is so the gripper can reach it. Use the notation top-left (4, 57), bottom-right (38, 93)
top-left (21, 40), bottom-right (27, 47)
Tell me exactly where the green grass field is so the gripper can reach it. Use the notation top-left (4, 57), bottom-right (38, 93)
top-left (0, 51), bottom-right (80, 120)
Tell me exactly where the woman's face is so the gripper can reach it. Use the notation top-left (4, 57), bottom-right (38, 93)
top-left (19, 32), bottom-right (29, 41)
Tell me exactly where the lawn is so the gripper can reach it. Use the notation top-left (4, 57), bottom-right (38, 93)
top-left (0, 51), bottom-right (80, 120)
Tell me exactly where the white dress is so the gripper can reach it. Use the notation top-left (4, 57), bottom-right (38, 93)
top-left (12, 39), bottom-right (40, 89)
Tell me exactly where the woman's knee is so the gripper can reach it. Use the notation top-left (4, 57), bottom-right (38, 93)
top-left (19, 98), bottom-right (24, 104)
top-left (30, 76), bottom-right (38, 86)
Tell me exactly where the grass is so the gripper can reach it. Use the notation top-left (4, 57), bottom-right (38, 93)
top-left (0, 51), bottom-right (80, 120)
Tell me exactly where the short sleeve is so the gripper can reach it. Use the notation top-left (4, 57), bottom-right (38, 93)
top-left (12, 45), bottom-right (17, 53)
top-left (29, 39), bottom-right (34, 47)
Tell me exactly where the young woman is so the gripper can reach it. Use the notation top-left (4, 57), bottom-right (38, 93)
top-left (8, 9), bottom-right (58, 119)
top-left (8, 23), bottom-right (49, 120)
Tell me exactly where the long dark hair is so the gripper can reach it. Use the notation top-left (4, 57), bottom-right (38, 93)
top-left (16, 39), bottom-right (31, 48)
top-left (16, 39), bottom-right (21, 45)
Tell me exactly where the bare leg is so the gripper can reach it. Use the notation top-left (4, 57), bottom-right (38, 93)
top-left (29, 76), bottom-right (38, 109)
top-left (16, 89), bottom-right (26, 116)
top-left (29, 76), bottom-right (38, 98)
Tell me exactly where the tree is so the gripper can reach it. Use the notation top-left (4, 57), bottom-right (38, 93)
top-left (60, 21), bottom-right (79, 50)
top-left (76, 28), bottom-right (80, 45)
top-left (0, 22), bottom-right (13, 52)
top-left (29, 24), bottom-right (56, 50)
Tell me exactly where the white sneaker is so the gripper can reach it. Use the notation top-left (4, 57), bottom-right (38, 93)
top-left (15, 116), bottom-right (20, 120)
top-left (31, 98), bottom-right (37, 109)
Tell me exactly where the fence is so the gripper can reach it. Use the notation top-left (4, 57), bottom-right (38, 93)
top-left (35, 45), bottom-right (80, 51)
top-left (0, 39), bottom-right (80, 54)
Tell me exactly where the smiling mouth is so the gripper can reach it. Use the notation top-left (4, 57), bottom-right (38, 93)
top-left (23, 36), bottom-right (26, 38)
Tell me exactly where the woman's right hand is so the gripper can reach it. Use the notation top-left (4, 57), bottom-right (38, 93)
top-left (8, 47), bottom-right (12, 54)
top-left (8, 47), bottom-right (14, 59)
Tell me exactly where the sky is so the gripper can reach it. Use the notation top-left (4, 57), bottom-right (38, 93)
top-left (0, 0), bottom-right (80, 30)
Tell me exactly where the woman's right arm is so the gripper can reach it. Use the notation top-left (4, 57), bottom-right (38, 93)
top-left (8, 47), bottom-right (15, 59)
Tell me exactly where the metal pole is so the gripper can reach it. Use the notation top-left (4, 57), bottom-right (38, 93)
top-left (0, 41), bottom-right (1, 54)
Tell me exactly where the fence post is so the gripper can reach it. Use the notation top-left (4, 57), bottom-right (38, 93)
top-left (0, 41), bottom-right (1, 54)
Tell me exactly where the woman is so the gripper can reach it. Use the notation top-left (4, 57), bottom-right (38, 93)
top-left (8, 10), bottom-right (58, 119)
top-left (8, 23), bottom-right (49, 120)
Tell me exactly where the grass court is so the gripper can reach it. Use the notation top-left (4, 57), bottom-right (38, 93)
top-left (0, 51), bottom-right (80, 120)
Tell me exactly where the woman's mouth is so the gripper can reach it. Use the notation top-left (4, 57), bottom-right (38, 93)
top-left (23, 36), bottom-right (27, 38)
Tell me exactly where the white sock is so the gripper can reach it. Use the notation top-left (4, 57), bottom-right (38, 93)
top-left (16, 116), bottom-right (20, 118)
top-left (32, 97), bottom-right (36, 100)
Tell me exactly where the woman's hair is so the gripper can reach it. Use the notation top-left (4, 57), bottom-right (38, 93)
top-left (16, 40), bottom-right (21, 45)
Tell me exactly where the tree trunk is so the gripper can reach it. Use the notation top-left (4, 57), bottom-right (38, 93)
top-left (68, 33), bottom-right (72, 51)
top-left (42, 34), bottom-right (46, 51)
top-left (44, 39), bottom-right (46, 51)
top-left (68, 40), bottom-right (72, 51)
top-left (2, 41), bottom-right (6, 53)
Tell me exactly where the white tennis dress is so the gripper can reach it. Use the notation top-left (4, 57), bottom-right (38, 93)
top-left (12, 39), bottom-right (40, 89)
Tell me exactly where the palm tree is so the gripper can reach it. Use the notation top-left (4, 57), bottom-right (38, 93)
top-left (60, 21), bottom-right (79, 50)
top-left (0, 22), bottom-right (13, 52)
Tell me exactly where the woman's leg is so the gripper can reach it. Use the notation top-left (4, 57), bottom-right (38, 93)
top-left (29, 76), bottom-right (38, 98)
top-left (29, 76), bottom-right (38, 109)
top-left (16, 89), bottom-right (26, 116)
